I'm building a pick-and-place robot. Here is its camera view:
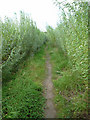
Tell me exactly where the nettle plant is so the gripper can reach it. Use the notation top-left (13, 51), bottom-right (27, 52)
top-left (2, 11), bottom-right (46, 81)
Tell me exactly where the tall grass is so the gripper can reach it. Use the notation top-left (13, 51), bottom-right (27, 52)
top-left (2, 47), bottom-right (46, 118)
top-left (2, 11), bottom-right (47, 81)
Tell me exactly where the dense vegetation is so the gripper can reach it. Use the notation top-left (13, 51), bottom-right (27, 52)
top-left (46, 0), bottom-right (88, 118)
top-left (1, 11), bottom-right (47, 81)
top-left (2, 47), bottom-right (46, 118)
top-left (1, 0), bottom-right (88, 119)
top-left (1, 12), bottom-right (47, 118)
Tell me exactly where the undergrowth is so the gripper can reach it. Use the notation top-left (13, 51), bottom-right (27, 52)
top-left (46, 1), bottom-right (88, 118)
top-left (2, 47), bottom-right (46, 118)
top-left (47, 45), bottom-right (88, 118)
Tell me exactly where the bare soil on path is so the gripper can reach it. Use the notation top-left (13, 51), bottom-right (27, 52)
top-left (43, 52), bottom-right (57, 118)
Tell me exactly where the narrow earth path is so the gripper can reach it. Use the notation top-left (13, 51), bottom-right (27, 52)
top-left (43, 52), bottom-right (57, 118)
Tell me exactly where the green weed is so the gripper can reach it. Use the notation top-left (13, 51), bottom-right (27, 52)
top-left (2, 47), bottom-right (46, 118)
top-left (48, 45), bottom-right (88, 118)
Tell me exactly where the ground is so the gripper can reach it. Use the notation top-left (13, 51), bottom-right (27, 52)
top-left (43, 49), bottom-right (57, 118)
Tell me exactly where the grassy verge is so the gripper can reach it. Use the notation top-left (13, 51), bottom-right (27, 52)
top-left (2, 47), bottom-right (46, 118)
top-left (47, 45), bottom-right (88, 118)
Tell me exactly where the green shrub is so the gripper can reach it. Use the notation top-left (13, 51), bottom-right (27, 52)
top-left (2, 11), bottom-right (47, 81)
top-left (46, 2), bottom-right (88, 116)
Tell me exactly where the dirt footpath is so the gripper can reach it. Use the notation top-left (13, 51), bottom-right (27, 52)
top-left (43, 52), bottom-right (57, 118)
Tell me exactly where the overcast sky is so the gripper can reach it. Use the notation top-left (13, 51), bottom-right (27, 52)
top-left (0, 0), bottom-right (60, 31)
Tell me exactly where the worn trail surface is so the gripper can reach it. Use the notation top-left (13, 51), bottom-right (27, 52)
top-left (44, 52), bottom-right (57, 118)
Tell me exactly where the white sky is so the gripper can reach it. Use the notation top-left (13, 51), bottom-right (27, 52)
top-left (0, 0), bottom-right (60, 31)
